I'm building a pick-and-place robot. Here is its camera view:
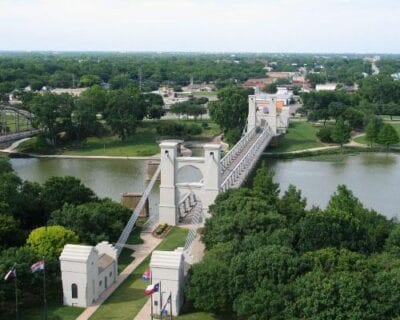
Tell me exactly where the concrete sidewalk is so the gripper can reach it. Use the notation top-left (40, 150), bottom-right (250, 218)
top-left (133, 233), bottom-right (205, 320)
top-left (76, 233), bottom-right (162, 320)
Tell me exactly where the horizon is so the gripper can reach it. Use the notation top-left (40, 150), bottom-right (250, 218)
top-left (1, 0), bottom-right (400, 53)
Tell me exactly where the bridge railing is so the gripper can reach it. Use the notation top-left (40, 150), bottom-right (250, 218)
top-left (220, 127), bottom-right (272, 192)
top-left (220, 127), bottom-right (257, 174)
top-left (115, 165), bottom-right (161, 256)
top-left (178, 192), bottom-right (197, 219)
top-left (183, 201), bottom-right (203, 255)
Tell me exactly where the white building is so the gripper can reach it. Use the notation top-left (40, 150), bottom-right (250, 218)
top-left (150, 249), bottom-right (185, 316)
top-left (315, 83), bottom-right (337, 91)
top-left (59, 241), bottom-right (118, 307)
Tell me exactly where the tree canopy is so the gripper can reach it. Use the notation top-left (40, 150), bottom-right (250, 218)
top-left (188, 164), bottom-right (400, 320)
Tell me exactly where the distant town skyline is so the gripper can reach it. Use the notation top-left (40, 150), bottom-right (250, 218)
top-left (1, 0), bottom-right (399, 53)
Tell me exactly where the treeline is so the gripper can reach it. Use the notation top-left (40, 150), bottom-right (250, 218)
top-left (0, 53), bottom-right (265, 97)
top-left (187, 166), bottom-right (400, 319)
top-left (21, 86), bottom-right (165, 145)
top-left (0, 158), bottom-right (131, 317)
top-left (300, 74), bottom-right (400, 146)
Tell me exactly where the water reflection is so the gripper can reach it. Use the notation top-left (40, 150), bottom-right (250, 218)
top-left (267, 153), bottom-right (400, 218)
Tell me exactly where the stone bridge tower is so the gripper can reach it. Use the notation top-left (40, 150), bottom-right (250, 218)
top-left (159, 141), bottom-right (221, 225)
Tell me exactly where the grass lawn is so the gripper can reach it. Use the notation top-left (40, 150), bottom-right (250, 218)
top-left (192, 91), bottom-right (218, 98)
top-left (17, 120), bottom-right (221, 156)
top-left (126, 226), bottom-right (145, 245)
top-left (21, 303), bottom-right (84, 320)
top-left (90, 227), bottom-right (188, 320)
top-left (354, 123), bottom-right (400, 146)
top-left (269, 121), bottom-right (324, 153)
top-left (118, 247), bottom-right (135, 274)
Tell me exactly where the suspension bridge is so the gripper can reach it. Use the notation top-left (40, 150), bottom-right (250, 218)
top-left (115, 94), bottom-right (290, 259)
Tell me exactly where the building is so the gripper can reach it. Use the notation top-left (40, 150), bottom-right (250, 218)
top-left (243, 78), bottom-right (275, 90)
top-left (59, 242), bottom-right (118, 307)
top-left (315, 83), bottom-right (337, 92)
top-left (150, 249), bottom-right (185, 316)
top-left (50, 88), bottom-right (87, 96)
top-left (267, 71), bottom-right (294, 80)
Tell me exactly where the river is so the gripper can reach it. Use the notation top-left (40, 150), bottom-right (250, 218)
top-left (10, 152), bottom-right (400, 219)
top-left (267, 152), bottom-right (400, 218)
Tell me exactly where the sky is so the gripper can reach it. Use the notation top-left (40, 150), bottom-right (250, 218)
top-left (1, 0), bottom-right (399, 53)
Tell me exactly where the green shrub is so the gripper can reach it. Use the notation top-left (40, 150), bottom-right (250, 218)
top-left (316, 127), bottom-right (333, 143)
top-left (156, 122), bottom-right (202, 137)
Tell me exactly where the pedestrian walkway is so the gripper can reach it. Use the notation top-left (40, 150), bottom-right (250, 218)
top-left (76, 233), bottom-right (162, 320)
top-left (133, 233), bottom-right (205, 320)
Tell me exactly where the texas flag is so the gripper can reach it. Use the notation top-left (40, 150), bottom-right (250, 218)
top-left (4, 267), bottom-right (16, 281)
top-left (31, 260), bottom-right (45, 273)
top-left (142, 270), bottom-right (151, 281)
top-left (144, 282), bottom-right (159, 295)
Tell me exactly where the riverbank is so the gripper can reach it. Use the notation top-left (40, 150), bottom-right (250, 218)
top-left (13, 120), bottom-right (221, 157)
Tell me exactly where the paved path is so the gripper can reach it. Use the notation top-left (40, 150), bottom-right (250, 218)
top-left (76, 233), bottom-right (162, 320)
top-left (263, 145), bottom-right (339, 156)
top-left (1, 137), bottom-right (31, 152)
top-left (133, 233), bottom-right (205, 320)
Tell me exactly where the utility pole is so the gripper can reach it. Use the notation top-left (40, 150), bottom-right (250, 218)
top-left (138, 67), bottom-right (143, 92)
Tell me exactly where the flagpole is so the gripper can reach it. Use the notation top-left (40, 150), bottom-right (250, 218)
top-left (159, 281), bottom-right (162, 320)
top-left (150, 273), bottom-right (153, 320)
top-left (169, 292), bottom-right (172, 320)
top-left (14, 264), bottom-right (19, 320)
top-left (43, 257), bottom-right (47, 320)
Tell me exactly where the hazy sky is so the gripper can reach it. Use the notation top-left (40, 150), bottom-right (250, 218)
top-left (1, 0), bottom-right (399, 53)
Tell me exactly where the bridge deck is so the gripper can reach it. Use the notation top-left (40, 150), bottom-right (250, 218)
top-left (221, 130), bottom-right (263, 182)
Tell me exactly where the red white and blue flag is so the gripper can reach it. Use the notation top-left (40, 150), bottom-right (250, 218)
top-left (31, 260), bottom-right (45, 273)
top-left (142, 270), bottom-right (151, 281)
top-left (4, 267), bottom-right (16, 281)
top-left (144, 282), bottom-right (159, 295)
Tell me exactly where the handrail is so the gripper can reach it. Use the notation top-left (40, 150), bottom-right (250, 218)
top-left (220, 127), bottom-right (272, 191)
top-left (220, 127), bottom-right (257, 173)
top-left (183, 202), bottom-right (203, 251)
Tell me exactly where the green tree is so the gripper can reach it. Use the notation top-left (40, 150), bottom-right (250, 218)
top-left (147, 105), bottom-right (165, 119)
top-left (343, 107), bottom-right (365, 129)
top-left (378, 124), bottom-right (399, 149)
top-left (104, 87), bottom-right (147, 139)
top-left (187, 242), bottom-right (234, 313)
top-left (331, 117), bottom-right (350, 147)
top-left (50, 200), bottom-right (132, 244)
top-left (27, 225), bottom-right (79, 258)
top-left (209, 85), bottom-right (249, 142)
top-left (79, 74), bottom-right (101, 87)
top-left (278, 185), bottom-right (307, 223)
top-left (365, 117), bottom-right (383, 147)
top-left (0, 214), bottom-right (22, 249)
top-left (110, 73), bottom-right (134, 89)
top-left (42, 176), bottom-right (97, 216)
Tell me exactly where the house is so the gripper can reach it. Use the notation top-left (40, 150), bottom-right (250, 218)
top-left (267, 72), bottom-right (294, 80)
top-left (59, 241), bottom-right (118, 307)
top-left (50, 88), bottom-right (87, 96)
top-left (243, 78), bottom-right (275, 90)
top-left (315, 83), bottom-right (337, 92)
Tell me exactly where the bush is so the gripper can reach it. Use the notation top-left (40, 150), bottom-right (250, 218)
top-left (225, 128), bottom-right (242, 145)
top-left (186, 124), bottom-right (202, 135)
top-left (156, 122), bottom-right (203, 137)
top-left (316, 127), bottom-right (333, 143)
top-left (155, 223), bottom-right (169, 236)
